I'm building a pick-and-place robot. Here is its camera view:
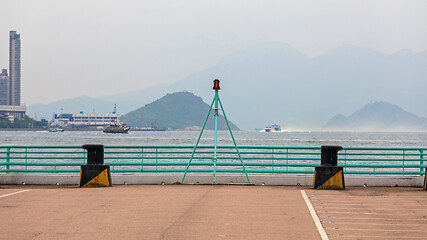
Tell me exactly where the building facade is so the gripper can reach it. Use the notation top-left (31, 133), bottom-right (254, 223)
top-left (0, 31), bottom-right (25, 120)
top-left (9, 31), bottom-right (21, 106)
top-left (0, 105), bottom-right (26, 120)
top-left (0, 69), bottom-right (8, 105)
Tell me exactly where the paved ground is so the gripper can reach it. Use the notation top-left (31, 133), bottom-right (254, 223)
top-left (0, 185), bottom-right (319, 240)
top-left (0, 185), bottom-right (426, 240)
top-left (304, 187), bottom-right (427, 240)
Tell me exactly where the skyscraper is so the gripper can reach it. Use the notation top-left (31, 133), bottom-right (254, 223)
top-left (0, 31), bottom-right (25, 120)
top-left (0, 69), bottom-right (9, 105)
top-left (9, 31), bottom-right (21, 106)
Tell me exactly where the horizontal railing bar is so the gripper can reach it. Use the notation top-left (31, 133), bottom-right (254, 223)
top-left (1, 145), bottom-right (426, 151)
top-left (338, 158), bottom-right (421, 162)
top-left (0, 162), bottom-right (84, 166)
top-left (0, 156), bottom-right (86, 160)
top-left (102, 151), bottom-right (321, 155)
top-left (343, 146), bottom-right (427, 151)
top-left (3, 161), bottom-right (426, 169)
top-left (0, 156), bottom-right (421, 161)
top-left (0, 169), bottom-right (80, 173)
top-left (1, 168), bottom-right (423, 175)
top-left (0, 151), bottom-right (86, 154)
top-left (340, 153), bottom-right (423, 156)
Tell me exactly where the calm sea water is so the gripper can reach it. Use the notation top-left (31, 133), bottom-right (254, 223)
top-left (1, 130), bottom-right (427, 147)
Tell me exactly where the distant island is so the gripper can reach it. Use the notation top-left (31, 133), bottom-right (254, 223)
top-left (0, 115), bottom-right (48, 129)
top-left (120, 91), bottom-right (239, 130)
top-left (324, 101), bottom-right (427, 132)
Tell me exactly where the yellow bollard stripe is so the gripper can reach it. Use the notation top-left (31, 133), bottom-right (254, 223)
top-left (318, 170), bottom-right (344, 190)
top-left (82, 168), bottom-right (111, 187)
top-left (79, 169), bottom-right (82, 187)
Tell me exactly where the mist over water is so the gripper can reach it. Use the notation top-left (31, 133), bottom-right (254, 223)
top-left (1, 131), bottom-right (427, 147)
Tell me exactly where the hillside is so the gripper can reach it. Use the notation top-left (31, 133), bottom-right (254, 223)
top-left (324, 101), bottom-right (427, 131)
top-left (28, 42), bottom-right (427, 129)
top-left (120, 91), bottom-right (239, 130)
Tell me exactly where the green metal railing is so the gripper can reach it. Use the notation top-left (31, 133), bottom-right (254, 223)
top-left (0, 145), bottom-right (426, 176)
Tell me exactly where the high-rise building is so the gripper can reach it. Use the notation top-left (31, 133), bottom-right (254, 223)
top-left (0, 69), bottom-right (9, 105)
top-left (9, 31), bottom-right (21, 106)
top-left (0, 31), bottom-right (25, 120)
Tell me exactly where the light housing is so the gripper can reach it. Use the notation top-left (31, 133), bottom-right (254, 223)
top-left (213, 79), bottom-right (220, 90)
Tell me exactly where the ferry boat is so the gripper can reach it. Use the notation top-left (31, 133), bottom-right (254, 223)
top-left (260, 124), bottom-right (284, 132)
top-left (52, 112), bottom-right (120, 130)
top-left (48, 127), bottom-right (64, 132)
top-left (103, 124), bottom-right (130, 134)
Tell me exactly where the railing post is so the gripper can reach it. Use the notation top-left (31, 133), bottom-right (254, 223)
top-left (141, 148), bottom-right (144, 172)
top-left (403, 150), bottom-right (405, 176)
top-left (421, 150), bottom-right (424, 176)
top-left (344, 149), bottom-right (347, 173)
top-left (286, 149), bottom-right (289, 173)
top-left (6, 147), bottom-right (10, 173)
top-left (25, 147), bottom-right (28, 172)
top-left (272, 148), bottom-right (274, 173)
top-left (156, 147), bottom-right (158, 173)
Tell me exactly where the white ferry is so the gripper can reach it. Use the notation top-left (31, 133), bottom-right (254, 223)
top-left (51, 112), bottom-right (120, 130)
top-left (260, 124), bottom-right (284, 132)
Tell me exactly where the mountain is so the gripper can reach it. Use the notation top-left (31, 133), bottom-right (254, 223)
top-left (103, 42), bottom-right (427, 130)
top-left (119, 91), bottom-right (239, 130)
top-left (27, 42), bottom-right (427, 129)
top-left (26, 96), bottom-right (116, 120)
top-left (324, 101), bottom-right (427, 131)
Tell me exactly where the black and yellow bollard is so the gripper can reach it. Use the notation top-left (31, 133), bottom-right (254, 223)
top-left (313, 145), bottom-right (345, 190)
top-left (423, 167), bottom-right (427, 190)
top-left (79, 144), bottom-right (112, 187)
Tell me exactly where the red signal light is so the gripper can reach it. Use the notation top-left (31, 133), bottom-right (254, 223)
top-left (213, 79), bottom-right (220, 90)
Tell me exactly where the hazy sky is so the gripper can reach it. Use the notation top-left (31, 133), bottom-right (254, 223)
top-left (1, 0), bottom-right (426, 105)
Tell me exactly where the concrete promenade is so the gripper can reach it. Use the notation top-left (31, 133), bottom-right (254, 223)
top-left (1, 185), bottom-right (426, 239)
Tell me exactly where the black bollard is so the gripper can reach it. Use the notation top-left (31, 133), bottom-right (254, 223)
top-left (79, 144), bottom-right (112, 187)
top-left (313, 145), bottom-right (345, 190)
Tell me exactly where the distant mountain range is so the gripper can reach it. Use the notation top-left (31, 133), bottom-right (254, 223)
top-left (120, 91), bottom-right (239, 130)
top-left (27, 42), bottom-right (427, 130)
top-left (28, 96), bottom-right (114, 120)
top-left (324, 101), bottom-right (427, 131)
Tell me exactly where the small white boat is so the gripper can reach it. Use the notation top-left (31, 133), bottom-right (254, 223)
top-left (260, 124), bottom-right (284, 132)
top-left (48, 127), bottom-right (64, 132)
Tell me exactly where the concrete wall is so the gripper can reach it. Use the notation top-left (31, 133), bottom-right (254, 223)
top-left (0, 173), bottom-right (424, 187)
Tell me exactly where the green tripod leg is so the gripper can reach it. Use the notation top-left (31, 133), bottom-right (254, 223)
top-left (218, 97), bottom-right (251, 184)
top-left (181, 97), bottom-right (215, 184)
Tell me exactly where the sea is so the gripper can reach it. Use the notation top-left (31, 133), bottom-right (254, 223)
top-left (1, 130), bottom-right (427, 147)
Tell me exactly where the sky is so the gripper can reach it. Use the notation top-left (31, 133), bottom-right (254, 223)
top-left (1, 0), bottom-right (426, 105)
